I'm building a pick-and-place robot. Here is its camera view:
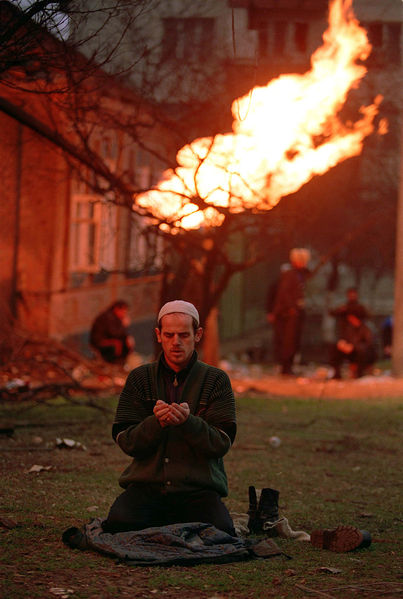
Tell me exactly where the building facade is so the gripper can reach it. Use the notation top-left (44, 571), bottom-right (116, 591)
top-left (0, 3), bottom-right (172, 358)
top-left (2, 0), bottom-right (401, 361)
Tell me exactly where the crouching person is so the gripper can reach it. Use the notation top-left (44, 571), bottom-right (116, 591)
top-left (330, 307), bottom-right (376, 379)
top-left (103, 300), bottom-right (237, 536)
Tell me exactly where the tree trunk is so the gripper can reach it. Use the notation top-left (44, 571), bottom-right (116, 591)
top-left (201, 307), bottom-right (220, 366)
top-left (392, 122), bottom-right (403, 376)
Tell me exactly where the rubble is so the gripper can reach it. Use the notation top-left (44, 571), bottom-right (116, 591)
top-left (1, 335), bottom-right (401, 403)
top-left (0, 335), bottom-right (145, 402)
top-left (55, 437), bottom-right (87, 450)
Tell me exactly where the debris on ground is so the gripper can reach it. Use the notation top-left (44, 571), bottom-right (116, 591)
top-left (1, 334), bottom-right (401, 404)
top-left (0, 335), bottom-right (147, 402)
top-left (55, 438), bottom-right (87, 451)
top-left (27, 464), bottom-right (53, 473)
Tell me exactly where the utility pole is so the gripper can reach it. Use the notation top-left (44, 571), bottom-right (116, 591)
top-left (392, 121), bottom-right (403, 376)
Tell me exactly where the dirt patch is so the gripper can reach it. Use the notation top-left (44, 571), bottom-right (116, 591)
top-left (230, 372), bottom-right (403, 400)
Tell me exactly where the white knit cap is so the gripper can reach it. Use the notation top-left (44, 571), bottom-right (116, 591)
top-left (157, 300), bottom-right (200, 326)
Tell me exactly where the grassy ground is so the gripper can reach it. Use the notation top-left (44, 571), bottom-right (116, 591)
top-left (1, 393), bottom-right (402, 598)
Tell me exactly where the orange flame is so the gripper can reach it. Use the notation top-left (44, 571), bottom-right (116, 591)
top-left (137, 0), bottom-right (382, 231)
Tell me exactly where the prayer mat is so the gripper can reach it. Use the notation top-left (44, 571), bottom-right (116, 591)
top-left (62, 518), bottom-right (286, 567)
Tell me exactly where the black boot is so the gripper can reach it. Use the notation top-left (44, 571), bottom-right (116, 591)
top-left (247, 486), bottom-right (259, 533)
top-left (257, 488), bottom-right (279, 524)
top-left (247, 486), bottom-right (280, 534)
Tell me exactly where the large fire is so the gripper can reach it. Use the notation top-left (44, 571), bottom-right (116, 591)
top-left (137, 0), bottom-right (383, 230)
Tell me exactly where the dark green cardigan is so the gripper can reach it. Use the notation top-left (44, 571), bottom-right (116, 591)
top-left (113, 356), bottom-right (236, 496)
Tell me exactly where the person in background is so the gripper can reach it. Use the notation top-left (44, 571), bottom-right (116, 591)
top-left (329, 287), bottom-right (370, 330)
top-left (381, 315), bottom-right (393, 358)
top-left (102, 300), bottom-right (237, 535)
top-left (266, 263), bottom-right (291, 367)
top-left (329, 304), bottom-right (376, 379)
top-left (90, 300), bottom-right (135, 364)
top-left (270, 248), bottom-right (311, 375)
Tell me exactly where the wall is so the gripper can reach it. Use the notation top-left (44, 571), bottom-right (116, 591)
top-left (0, 112), bottom-right (20, 319)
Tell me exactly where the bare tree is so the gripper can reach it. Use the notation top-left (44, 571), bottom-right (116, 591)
top-left (1, 0), bottom-right (398, 365)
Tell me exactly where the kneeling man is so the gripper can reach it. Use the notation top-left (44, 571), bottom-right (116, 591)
top-left (103, 300), bottom-right (236, 535)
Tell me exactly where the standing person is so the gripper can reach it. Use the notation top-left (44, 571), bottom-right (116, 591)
top-left (102, 300), bottom-right (237, 535)
top-left (90, 300), bottom-right (135, 364)
top-left (270, 248), bottom-right (311, 375)
top-left (266, 263), bottom-right (290, 367)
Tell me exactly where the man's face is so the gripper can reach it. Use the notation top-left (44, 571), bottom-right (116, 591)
top-left (114, 306), bottom-right (129, 324)
top-left (155, 313), bottom-right (203, 372)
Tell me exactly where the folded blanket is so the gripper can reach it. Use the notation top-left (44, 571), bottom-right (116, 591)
top-left (62, 519), bottom-right (284, 566)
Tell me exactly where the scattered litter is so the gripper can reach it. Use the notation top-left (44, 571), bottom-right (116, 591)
top-left (72, 365), bottom-right (90, 382)
top-left (296, 377), bottom-right (310, 384)
top-left (49, 588), bottom-right (74, 598)
top-left (28, 464), bottom-right (52, 473)
top-left (316, 566), bottom-right (342, 574)
top-left (86, 505), bottom-right (99, 512)
top-left (356, 374), bottom-right (393, 383)
top-left (269, 436), bottom-right (281, 448)
top-left (56, 438), bottom-right (87, 451)
top-left (313, 366), bottom-right (334, 380)
top-left (0, 336), bottom-right (130, 401)
top-left (32, 436), bottom-right (43, 445)
top-left (4, 378), bottom-right (29, 392)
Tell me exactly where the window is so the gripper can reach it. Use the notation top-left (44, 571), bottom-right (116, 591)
top-left (162, 17), bottom-right (214, 62)
top-left (258, 29), bottom-right (269, 58)
top-left (367, 23), bottom-right (383, 48)
top-left (273, 21), bottom-right (287, 56)
top-left (386, 23), bottom-right (401, 65)
top-left (258, 21), bottom-right (309, 59)
top-left (126, 215), bottom-right (163, 273)
top-left (69, 195), bottom-right (120, 273)
top-left (294, 22), bottom-right (308, 54)
top-left (69, 194), bottom-right (101, 273)
top-left (365, 22), bottom-right (401, 67)
top-left (98, 200), bottom-right (118, 271)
